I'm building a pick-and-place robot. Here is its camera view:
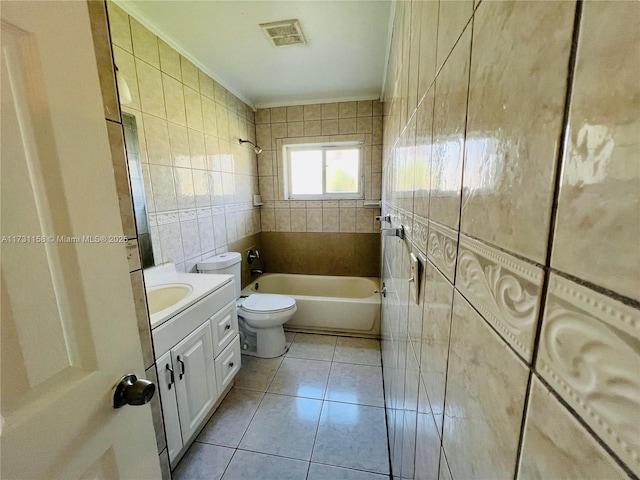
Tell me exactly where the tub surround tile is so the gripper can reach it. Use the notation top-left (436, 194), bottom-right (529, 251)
top-left (460, 0), bottom-right (575, 263)
top-left (221, 450), bottom-right (308, 480)
top-left (443, 292), bottom-right (529, 479)
top-left (551, 1), bottom-right (640, 302)
top-left (536, 274), bottom-right (640, 476)
top-left (233, 355), bottom-right (283, 392)
top-left (455, 234), bottom-right (544, 362)
top-left (518, 377), bottom-right (628, 480)
top-left (426, 220), bottom-right (458, 283)
top-left (172, 443), bottom-right (234, 480)
top-left (239, 393), bottom-right (322, 461)
top-left (325, 363), bottom-right (384, 407)
top-left (106, 1), bottom-right (132, 54)
top-left (196, 388), bottom-right (264, 448)
top-left (429, 28), bottom-right (471, 231)
top-left (333, 337), bottom-right (381, 366)
top-left (267, 357), bottom-right (331, 400)
top-left (287, 333), bottom-right (337, 362)
top-left (312, 401), bottom-right (390, 475)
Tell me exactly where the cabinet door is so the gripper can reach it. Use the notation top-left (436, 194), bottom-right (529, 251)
top-left (172, 321), bottom-right (218, 443)
top-left (215, 335), bottom-right (242, 393)
top-left (156, 352), bottom-right (183, 464)
top-left (210, 301), bottom-right (239, 356)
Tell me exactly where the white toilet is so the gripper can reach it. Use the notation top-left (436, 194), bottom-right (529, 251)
top-left (197, 252), bottom-right (297, 358)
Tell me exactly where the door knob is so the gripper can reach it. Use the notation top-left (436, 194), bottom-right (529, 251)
top-left (113, 374), bottom-right (155, 408)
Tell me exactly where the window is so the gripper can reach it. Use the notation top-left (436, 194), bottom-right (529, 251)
top-left (284, 142), bottom-right (364, 200)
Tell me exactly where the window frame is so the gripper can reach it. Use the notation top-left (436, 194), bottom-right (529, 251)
top-left (283, 141), bottom-right (365, 200)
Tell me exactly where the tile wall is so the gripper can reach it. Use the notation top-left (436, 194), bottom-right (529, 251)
top-left (380, 1), bottom-right (639, 479)
top-left (107, 2), bottom-right (261, 274)
top-left (255, 102), bottom-right (383, 274)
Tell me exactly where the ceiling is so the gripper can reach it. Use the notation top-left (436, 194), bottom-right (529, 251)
top-left (115, 1), bottom-right (393, 109)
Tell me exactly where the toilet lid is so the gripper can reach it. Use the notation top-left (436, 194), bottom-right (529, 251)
top-left (240, 294), bottom-right (296, 314)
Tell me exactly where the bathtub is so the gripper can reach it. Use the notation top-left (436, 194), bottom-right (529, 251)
top-left (241, 273), bottom-right (381, 337)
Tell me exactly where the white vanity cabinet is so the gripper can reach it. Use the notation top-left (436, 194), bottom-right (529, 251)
top-left (152, 279), bottom-right (240, 466)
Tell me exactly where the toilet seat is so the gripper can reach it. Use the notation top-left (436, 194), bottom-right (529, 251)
top-left (240, 293), bottom-right (296, 314)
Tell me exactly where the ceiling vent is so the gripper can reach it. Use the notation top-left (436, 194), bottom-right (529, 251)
top-left (260, 19), bottom-right (306, 46)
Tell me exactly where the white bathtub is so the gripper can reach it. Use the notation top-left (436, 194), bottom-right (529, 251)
top-left (241, 273), bottom-right (381, 337)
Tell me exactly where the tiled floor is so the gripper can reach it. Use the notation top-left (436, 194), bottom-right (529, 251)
top-left (173, 333), bottom-right (390, 480)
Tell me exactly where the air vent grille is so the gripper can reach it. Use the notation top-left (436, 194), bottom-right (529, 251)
top-left (260, 19), bottom-right (306, 46)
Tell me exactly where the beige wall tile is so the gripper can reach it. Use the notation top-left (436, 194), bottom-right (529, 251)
top-left (460, 1), bottom-right (575, 263)
top-left (322, 119), bottom-right (339, 136)
top-left (435, 0), bottom-right (473, 70)
top-left (270, 106), bottom-right (286, 123)
top-left (536, 274), bottom-right (640, 476)
top-left (339, 207), bottom-right (356, 232)
top-left (143, 114), bottom-right (171, 165)
top-left (321, 103), bottom-right (339, 119)
top-left (420, 260), bottom-right (453, 433)
top-left (107, 1), bottom-right (132, 53)
top-left (304, 121), bottom-right (321, 137)
top-left (413, 89), bottom-right (434, 220)
top-left (158, 39), bottom-right (181, 81)
top-left (356, 117), bottom-right (372, 134)
top-left (214, 81), bottom-right (227, 107)
top-left (112, 46), bottom-right (140, 111)
top-left (426, 220), bottom-right (457, 283)
top-left (183, 86), bottom-right (203, 131)
top-left (130, 270), bottom-right (153, 369)
top-left (275, 208), bottom-right (291, 232)
top-left (130, 18), bottom-right (159, 68)
top-left (339, 101), bottom-right (358, 118)
top-left (286, 105), bottom-right (304, 122)
top-left (167, 123), bottom-right (190, 168)
top-left (136, 59), bottom-right (166, 118)
top-left (216, 107), bottom-right (230, 141)
top-left (106, 121), bottom-right (136, 239)
top-left (256, 108), bottom-right (271, 124)
top-left (444, 292), bottom-right (528, 479)
top-left (180, 56), bottom-right (199, 91)
top-left (199, 70), bottom-right (214, 99)
top-left (417, 0), bottom-right (439, 102)
top-left (201, 97), bottom-right (218, 137)
top-left (551, 1), bottom-right (640, 301)
top-left (188, 129), bottom-right (206, 170)
top-left (158, 223), bottom-right (184, 263)
top-left (322, 208), bottom-right (339, 232)
top-left (303, 104), bottom-right (321, 121)
top-left (306, 208), bottom-right (323, 232)
top-left (287, 122), bottom-right (304, 138)
top-left (162, 73), bottom-right (186, 126)
top-left (149, 165), bottom-right (177, 211)
top-left (290, 208), bottom-right (307, 232)
top-left (518, 377), bottom-right (628, 480)
top-left (429, 28), bottom-right (470, 230)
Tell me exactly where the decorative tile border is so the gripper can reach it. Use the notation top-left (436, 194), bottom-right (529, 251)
top-left (412, 214), bottom-right (429, 255)
top-left (427, 220), bottom-right (458, 283)
top-left (149, 203), bottom-right (256, 227)
top-left (456, 234), bottom-right (544, 361)
top-left (537, 274), bottom-right (640, 476)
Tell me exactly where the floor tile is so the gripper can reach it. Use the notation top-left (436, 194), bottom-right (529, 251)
top-left (267, 357), bottom-right (331, 400)
top-left (312, 401), bottom-right (390, 475)
top-left (233, 354), bottom-right (283, 392)
top-left (287, 333), bottom-right (337, 361)
top-left (285, 330), bottom-right (297, 344)
top-left (221, 450), bottom-right (308, 480)
top-left (239, 393), bottom-right (322, 461)
top-left (307, 463), bottom-right (388, 480)
top-left (325, 363), bottom-right (384, 407)
top-left (333, 337), bottom-right (381, 366)
top-left (172, 443), bottom-right (234, 480)
top-left (196, 388), bottom-right (264, 448)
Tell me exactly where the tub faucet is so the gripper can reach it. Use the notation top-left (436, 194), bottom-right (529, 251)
top-left (247, 249), bottom-right (260, 264)
top-left (251, 269), bottom-right (263, 275)
top-left (381, 225), bottom-right (405, 239)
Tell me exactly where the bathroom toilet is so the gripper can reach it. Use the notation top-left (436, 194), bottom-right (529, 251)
top-left (197, 252), bottom-right (296, 358)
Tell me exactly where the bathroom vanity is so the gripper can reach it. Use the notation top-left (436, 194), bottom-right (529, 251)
top-left (146, 265), bottom-right (241, 466)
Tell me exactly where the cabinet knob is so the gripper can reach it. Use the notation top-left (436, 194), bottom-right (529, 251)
top-left (228, 362), bottom-right (234, 368)
top-left (225, 325), bottom-right (231, 330)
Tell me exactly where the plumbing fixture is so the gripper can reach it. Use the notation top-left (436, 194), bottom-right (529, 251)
top-left (381, 225), bottom-right (405, 239)
top-left (375, 283), bottom-right (387, 298)
top-left (251, 269), bottom-right (263, 276)
top-left (375, 214), bottom-right (391, 223)
top-left (239, 138), bottom-right (263, 155)
top-left (247, 249), bottom-right (260, 264)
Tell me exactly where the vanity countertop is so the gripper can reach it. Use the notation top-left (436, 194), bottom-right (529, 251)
top-left (145, 263), bottom-right (233, 329)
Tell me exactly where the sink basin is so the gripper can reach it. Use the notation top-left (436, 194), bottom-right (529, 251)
top-left (147, 284), bottom-right (193, 314)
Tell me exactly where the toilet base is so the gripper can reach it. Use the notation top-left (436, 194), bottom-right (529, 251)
top-left (239, 318), bottom-right (288, 358)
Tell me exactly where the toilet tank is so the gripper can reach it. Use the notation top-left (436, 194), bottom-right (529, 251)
top-left (197, 252), bottom-right (241, 299)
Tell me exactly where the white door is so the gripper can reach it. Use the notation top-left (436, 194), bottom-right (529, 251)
top-left (1, 2), bottom-right (160, 479)
top-left (172, 322), bottom-right (218, 443)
